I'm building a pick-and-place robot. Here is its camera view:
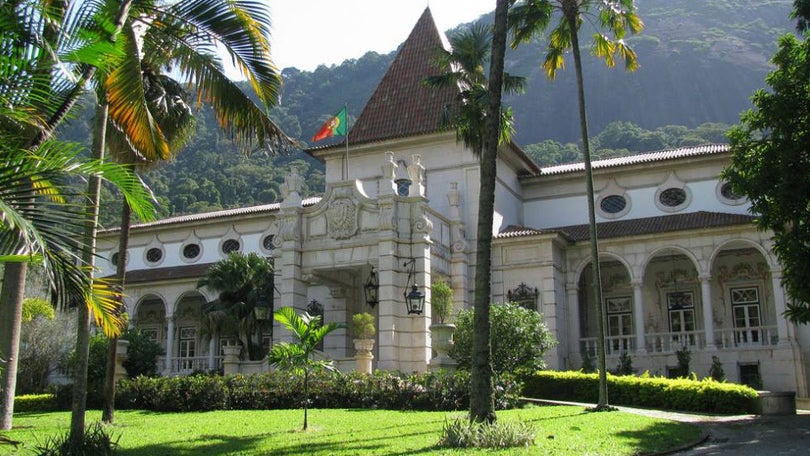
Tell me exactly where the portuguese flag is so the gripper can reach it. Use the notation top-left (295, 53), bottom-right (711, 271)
top-left (312, 107), bottom-right (347, 141)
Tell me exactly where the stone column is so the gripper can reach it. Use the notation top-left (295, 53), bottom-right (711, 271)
top-left (447, 182), bottom-right (468, 319)
top-left (222, 346), bottom-right (241, 375)
top-left (566, 280), bottom-right (581, 369)
top-left (208, 336), bottom-right (217, 371)
top-left (114, 339), bottom-right (130, 383)
top-left (699, 274), bottom-right (716, 350)
top-left (376, 192), bottom-right (399, 371)
top-left (165, 315), bottom-right (175, 373)
top-left (631, 280), bottom-right (646, 354)
top-left (770, 269), bottom-right (790, 344)
top-left (278, 170), bottom-right (306, 336)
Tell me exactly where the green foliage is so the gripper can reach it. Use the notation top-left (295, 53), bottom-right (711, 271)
top-left (709, 356), bottom-right (726, 382)
top-left (723, 32), bottom-right (810, 322)
top-left (115, 370), bottom-right (523, 412)
top-left (449, 303), bottom-right (556, 373)
top-left (198, 252), bottom-right (275, 360)
top-left (121, 329), bottom-right (165, 378)
top-left (35, 422), bottom-right (119, 456)
top-left (14, 394), bottom-right (58, 412)
top-left (521, 370), bottom-right (759, 414)
top-left (17, 311), bottom-right (75, 394)
top-left (614, 352), bottom-right (635, 376)
top-left (351, 312), bottom-right (375, 339)
top-left (438, 416), bottom-right (536, 449)
top-left (581, 351), bottom-right (596, 373)
top-left (430, 280), bottom-right (453, 323)
top-left (22, 297), bottom-right (54, 322)
top-left (675, 346), bottom-right (691, 378)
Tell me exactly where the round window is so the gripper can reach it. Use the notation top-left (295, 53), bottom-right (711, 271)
top-left (720, 182), bottom-right (742, 201)
top-left (222, 239), bottom-right (240, 254)
top-left (262, 234), bottom-right (275, 251)
top-left (600, 195), bottom-right (627, 214)
top-left (111, 252), bottom-right (120, 267)
top-left (659, 187), bottom-right (687, 207)
top-left (146, 247), bottom-right (163, 264)
top-left (183, 243), bottom-right (200, 259)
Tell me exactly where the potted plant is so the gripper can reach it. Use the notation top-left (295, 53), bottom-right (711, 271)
top-left (429, 280), bottom-right (457, 371)
top-left (352, 312), bottom-right (375, 374)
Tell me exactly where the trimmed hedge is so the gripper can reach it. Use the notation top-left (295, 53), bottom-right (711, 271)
top-left (521, 370), bottom-right (759, 414)
top-left (115, 370), bottom-right (522, 412)
top-left (14, 394), bottom-right (58, 412)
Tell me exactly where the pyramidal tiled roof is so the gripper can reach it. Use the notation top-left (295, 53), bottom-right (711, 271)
top-left (344, 7), bottom-right (458, 145)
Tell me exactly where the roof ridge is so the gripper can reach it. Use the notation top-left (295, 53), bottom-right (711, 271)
top-left (537, 143), bottom-right (729, 176)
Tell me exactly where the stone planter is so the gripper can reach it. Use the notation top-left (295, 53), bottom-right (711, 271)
top-left (428, 323), bottom-right (457, 372)
top-left (354, 338), bottom-right (375, 374)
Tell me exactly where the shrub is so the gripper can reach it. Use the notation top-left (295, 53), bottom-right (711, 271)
top-left (116, 369), bottom-right (522, 412)
top-left (675, 346), bottom-right (691, 378)
top-left (14, 394), bottom-right (57, 412)
top-left (431, 280), bottom-right (453, 323)
top-left (614, 352), bottom-right (635, 376)
top-left (17, 311), bottom-right (75, 394)
top-left (581, 351), bottom-right (595, 373)
top-left (449, 303), bottom-right (556, 373)
top-left (520, 370), bottom-right (759, 414)
top-left (438, 417), bottom-right (535, 449)
top-left (22, 297), bottom-right (54, 322)
top-left (351, 313), bottom-right (375, 339)
top-left (709, 356), bottom-right (725, 382)
top-left (35, 422), bottom-right (119, 456)
top-left (121, 328), bottom-right (164, 378)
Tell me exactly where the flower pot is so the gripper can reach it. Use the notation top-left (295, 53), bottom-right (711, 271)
top-left (429, 323), bottom-right (457, 372)
top-left (353, 338), bottom-right (374, 374)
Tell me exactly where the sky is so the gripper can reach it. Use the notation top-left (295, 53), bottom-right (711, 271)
top-left (268, 1), bottom-right (496, 71)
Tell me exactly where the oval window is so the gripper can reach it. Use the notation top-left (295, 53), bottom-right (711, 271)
top-left (146, 247), bottom-right (163, 264)
top-left (262, 234), bottom-right (276, 251)
top-left (183, 243), bottom-right (200, 259)
top-left (720, 182), bottom-right (742, 201)
top-left (600, 195), bottom-right (627, 214)
top-left (222, 239), bottom-right (240, 254)
top-left (659, 188), bottom-right (687, 207)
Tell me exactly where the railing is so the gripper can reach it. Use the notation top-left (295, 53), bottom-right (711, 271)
top-left (717, 325), bottom-right (779, 348)
top-left (581, 335), bottom-right (635, 357)
top-left (645, 330), bottom-right (705, 353)
top-left (158, 356), bottom-right (222, 375)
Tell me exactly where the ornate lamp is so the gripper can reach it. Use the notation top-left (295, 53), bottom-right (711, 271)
top-left (403, 259), bottom-right (425, 315)
top-left (364, 266), bottom-right (380, 308)
top-left (253, 290), bottom-right (270, 321)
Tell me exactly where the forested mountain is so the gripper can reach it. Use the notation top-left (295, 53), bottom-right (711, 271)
top-left (56, 0), bottom-right (796, 226)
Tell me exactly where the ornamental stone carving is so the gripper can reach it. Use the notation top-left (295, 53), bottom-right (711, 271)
top-left (327, 197), bottom-right (359, 240)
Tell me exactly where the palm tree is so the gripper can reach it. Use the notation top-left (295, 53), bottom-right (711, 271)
top-left (88, 0), bottom-right (295, 426)
top-left (0, 0), bottom-right (156, 430)
top-left (424, 4), bottom-right (524, 423)
top-left (508, 0), bottom-right (643, 410)
top-left (198, 252), bottom-right (275, 361)
top-left (269, 307), bottom-right (343, 431)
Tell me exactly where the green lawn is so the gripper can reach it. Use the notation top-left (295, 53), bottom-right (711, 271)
top-left (0, 405), bottom-right (700, 455)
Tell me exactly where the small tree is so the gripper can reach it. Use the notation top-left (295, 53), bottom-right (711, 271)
top-left (269, 307), bottom-right (343, 431)
top-left (351, 313), bottom-right (375, 340)
top-left (431, 280), bottom-right (453, 324)
top-left (121, 329), bottom-right (164, 378)
top-left (675, 346), bottom-right (691, 378)
top-left (17, 310), bottom-right (76, 394)
top-left (449, 303), bottom-right (556, 374)
top-left (709, 356), bottom-right (726, 382)
top-left (614, 352), bottom-right (635, 376)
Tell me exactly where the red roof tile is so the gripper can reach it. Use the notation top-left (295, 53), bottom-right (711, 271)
top-left (341, 7), bottom-right (458, 146)
top-left (497, 211), bottom-right (755, 241)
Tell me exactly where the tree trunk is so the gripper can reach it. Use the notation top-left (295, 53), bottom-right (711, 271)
top-left (303, 368), bottom-right (309, 431)
top-left (469, 0), bottom-right (510, 424)
top-left (0, 263), bottom-right (27, 430)
top-left (70, 102), bottom-right (108, 445)
top-left (102, 200), bottom-right (131, 423)
top-left (567, 7), bottom-right (609, 409)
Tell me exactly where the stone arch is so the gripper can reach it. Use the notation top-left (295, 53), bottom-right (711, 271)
top-left (642, 245), bottom-right (703, 278)
top-left (709, 238), bottom-right (777, 271)
top-left (573, 251), bottom-right (636, 283)
top-left (132, 293), bottom-right (167, 325)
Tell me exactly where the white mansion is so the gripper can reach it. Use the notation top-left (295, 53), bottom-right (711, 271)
top-left (97, 8), bottom-right (809, 397)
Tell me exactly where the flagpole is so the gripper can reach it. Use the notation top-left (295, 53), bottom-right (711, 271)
top-left (344, 103), bottom-right (349, 181)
